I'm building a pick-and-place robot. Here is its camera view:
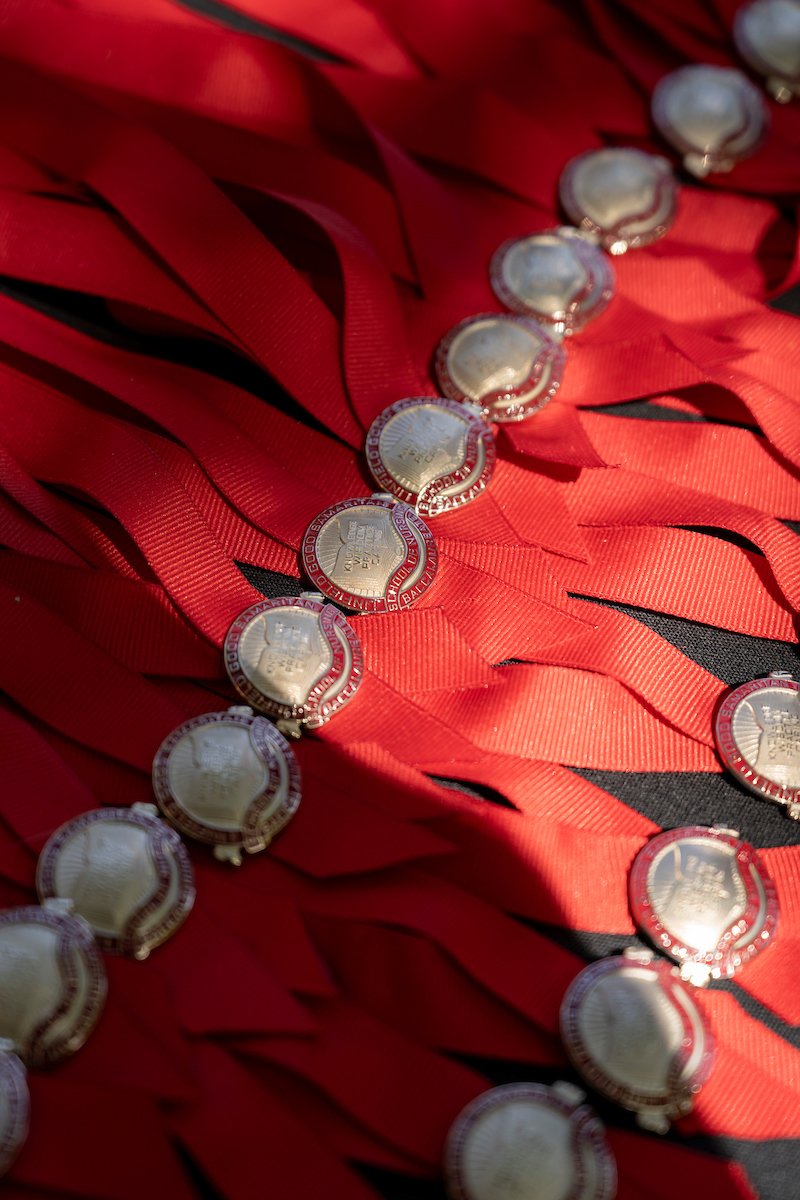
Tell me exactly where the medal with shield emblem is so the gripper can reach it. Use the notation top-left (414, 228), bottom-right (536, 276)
top-left (365, 397), bottom-right (496, 516)
top-left (152, 706), bottom-right (301, 865)
top-left (651, 64), bottom-right (769, 177)
top-left (490, 227), bottom-right (615, 332)
top-left (629, 825), bottom-right (778, 986)
top-left (224, 593), bottom-right (363, 736)
top-left (560, 949), bottom-right (715, 1134)
top-left (734, 0), bottom-right (800, 102)
top-left (37, 803), bottom-right (196, 959)
top-left (301, 495), bottom-right (438, 613)
top-left (444, 1081), bottom-right (616, 1200)
top-left (435, 313), bottom-right (566, 422)
top-left (715, 672), bottom-right (800, 817)
top-left (0, 900), bottom-right (107, 1070)
top-left (559, 147), bottom-right (678, 254)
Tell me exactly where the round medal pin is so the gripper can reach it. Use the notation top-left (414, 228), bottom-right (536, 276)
top-left (37, 803), bottom-right (196, 960)
top-left (152, 706), bottom-right (301, 865)
top-left (365, 397), bottom-right (496, 516)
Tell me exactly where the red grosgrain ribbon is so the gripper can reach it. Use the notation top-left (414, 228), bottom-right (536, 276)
top-left (735, 846), bottom-right (800, 1026)
top-left (607, 1128), bottom-right (758, 1200)
top-left (169, 1041), bottom-right (386, 1200)
top-left (11, 1074), bottom-right (197, 1200)
top-left (549, 526), bottom-right (795, 642)
top-left (238, 995), bottom-right (488, 1168)
top-left (0, 58), bottom-right (364, 445)
top-left (566, 469), bottom-right (800, 612)
top-left (303, 911), bottom-right (562, 1063)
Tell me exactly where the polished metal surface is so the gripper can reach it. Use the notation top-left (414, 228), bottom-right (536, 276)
top-left (734, 0), bottom-right (800, 101)
top-left (379, 403), bottom-right (467, 496)
top-left (444, 1082), bottom-right (616, 1200)
top-left (316, 504), bottom-right (406, 600)
top-left (647, 837), bottom-right (747, 954)
top-left (0, 902), bottom-right (106, 1069)
top-left (560, 952), bottom-right (713, 1132)
top-left (167, 721), bottom-right (270, 830)
top-left (302, 496), bottom-right (438, 612)
top-left (630, 825), bottom-right (779, 985)
top-left (435, 314), bottom-right (566, 421)
top-left (577, 966), bottom-right (685, 1093)
top-left (715, 674), bottom-right (800, 815)
top-left (490, 228), bottom-right (614, 331)
top-left (238, 606), bottom-right (334, 709)
top-left (446, 318), bottom-right (548, 402)
top-left (153, 707), bottom-right (301, 862)
top-left (651, 64), bottom-right (768, 177)
top-left (225, 595), bottom-right (363, 730)
top-left (731, 684), bottom-right (800, 789)
top-left (559, 148), bottom-right (678, 252)
top-left (37, 805), bottom-right (195, 959)
top-left (366, 397), bottom-right (496, 515)
top-left (0, 1044), bottom-right (28, 1180)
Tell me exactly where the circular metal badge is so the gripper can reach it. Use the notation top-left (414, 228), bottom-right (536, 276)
top-left (435, 313), bottom-right (567, 422)
top-left (0, 900), bottom-right (107, 1070)
top-left (489, 227), bottom-right (615, 333)
top-left (301, 495), bottom-right (438, 613)
top-left (224, 594), bottom-right (363, 732)
top-left (152, 706), bottom-right (301, 865)
top-left (734, 0), bottom-right (800, 103)
top-left (365, 397), bottom-right (496, 516)
top-left (715, 672), bottom-right (800, 818)
top-left (560, 950), bottom-right (715, 1134)
top-left (629, 826), bottom-right (779, 986)
top-left (651, 64), bottom-right (769, 177)
top-left (559, 148), bottom-right (679, 254)
top-left (444, 1081), bottom-right (617, 1200)
top-left (0, 1044), bottom-right (28, 1180)
top-left (36, 804), bottom-right (196, 960)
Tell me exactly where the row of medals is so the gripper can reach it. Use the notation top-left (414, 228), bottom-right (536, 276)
top-left (2, 5), bottom-right (800, 1195)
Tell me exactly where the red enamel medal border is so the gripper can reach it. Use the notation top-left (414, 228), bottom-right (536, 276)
top-left (0, 1050), bottom-right (28, 1180)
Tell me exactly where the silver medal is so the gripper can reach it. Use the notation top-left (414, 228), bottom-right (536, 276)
top-left (434, 313), bottom-right (566, 422)
top-left (36, 804), bottom-right (196, 960)
top-left (0, 900), bottom-right (107, 1069)
top-left (365, 397), bottom-right (496, 514)
top-left (224, 594), bottom-right (363, 736)
top-left (489, 227), bottom-right (615, 333)
top-left (444, 1081), bottom-right (617, 1200)
top-left (560, 949), bottom-right (715, 1134)
top-left (651, 64), bottom-right (769, 177)
top-left (558, 147), bottom-right (679, 253)
top-left (152, 706), bottom-right (301, 865)
top-left (734, 0), bottom-right (800, 102)
top-left (301, 494), bottom-right (438, 613)
top-left (628, 825), bottom-right (779, 986)
top-left (0, 1043), bottom-right (28, 1180)
top-left (715, 671), bottom-right (800, 817)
